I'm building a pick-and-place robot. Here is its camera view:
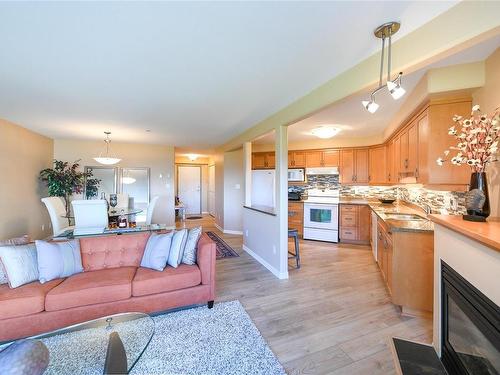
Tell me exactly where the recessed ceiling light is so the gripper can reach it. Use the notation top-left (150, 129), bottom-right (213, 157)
top-left (310, 126), bottom-right (340, 139)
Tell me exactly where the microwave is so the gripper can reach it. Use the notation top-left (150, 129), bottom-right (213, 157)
top-left (288, 168), bottom-right (305, 182)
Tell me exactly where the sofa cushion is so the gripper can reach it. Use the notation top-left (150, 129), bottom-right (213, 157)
top-left (132, 264), bottom-right (201, 297)
top-left (79, 233), bottom-right (150, 272)
top-left (0, 279), bottom-right (63, 319)
top-left (45, 267), bottom-right (136, 311)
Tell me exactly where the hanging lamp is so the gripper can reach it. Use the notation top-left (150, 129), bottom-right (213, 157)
top-left (362, 21), bottom-right (406, 113)
top-left (94, 131), bottom-right (121, 165)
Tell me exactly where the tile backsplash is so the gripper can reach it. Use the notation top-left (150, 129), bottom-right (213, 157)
top-left (289, 174), bottom-right (466, 215)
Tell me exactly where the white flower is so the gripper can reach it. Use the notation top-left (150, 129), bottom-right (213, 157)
top-left (436, 158), bottom-right (444, 166)
top-left (464, 119), bottom-right (472, 126)
top-left (485, 136), bottom-right (493, 143)
top-left (444, 150), bottom-right (450, 156)
top-left (472, 104), bottom-right (480, 112)
top-left (453, 115), bottom-right (463, 122)
top-left (448, 126), bottom-right (457, 135)
top-left (466, 159), bottom-right (476, 166)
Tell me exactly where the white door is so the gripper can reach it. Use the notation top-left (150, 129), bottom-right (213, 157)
top-left (208, 165), bottom-right (215, 217)
top-left (178, 166), bottom-right (201, 215)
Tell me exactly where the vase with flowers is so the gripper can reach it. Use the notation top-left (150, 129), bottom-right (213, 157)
top-left (437, 105), bottom-right (499, 221)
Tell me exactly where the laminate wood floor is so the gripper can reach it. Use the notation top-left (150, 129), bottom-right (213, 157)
top-left (176, 215), bottom-right (432, 374)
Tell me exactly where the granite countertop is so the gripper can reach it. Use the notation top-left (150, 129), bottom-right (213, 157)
top-left (366, 201), bottom-right (434, 233)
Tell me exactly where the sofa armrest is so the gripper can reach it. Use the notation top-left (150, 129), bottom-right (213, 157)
top-left (196, 233), bottom-right (216, 299)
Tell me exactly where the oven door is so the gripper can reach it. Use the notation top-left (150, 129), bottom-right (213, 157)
top-left (303, 203), bottom-right (338, 230)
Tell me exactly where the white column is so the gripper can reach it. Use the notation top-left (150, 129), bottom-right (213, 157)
top-left (275, 125), bottom-right (289, 279)
top-left (243, 142), bottom-right (252, 207)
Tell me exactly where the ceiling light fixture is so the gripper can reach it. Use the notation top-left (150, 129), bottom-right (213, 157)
top-left (311, 126), bottom-right (340, 139)
top-left (93, 131), bottom-right (121, 165)
top-left (187, 154), bottom-right (198, 161)
top-left (361, 21), bottom-right (406, 114)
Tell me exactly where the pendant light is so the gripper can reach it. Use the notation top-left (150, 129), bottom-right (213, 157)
top-left (362, 21), bottom-right (406, 113)
top-left (94, 131), bottom-right (121, 165)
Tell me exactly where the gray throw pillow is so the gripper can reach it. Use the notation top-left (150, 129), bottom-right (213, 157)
top-left (0, 244), bottom-right (39, 288)
top-left (140, 232), bottom-right (174, 271)
top-left (167, 229), bottom-right (188, 268)
top-left (182, 226), bottom-right (202, 265)
top-left (0, 236), bottom-right (31, 285)
top-left (35, 240), bottom-right (83, 284)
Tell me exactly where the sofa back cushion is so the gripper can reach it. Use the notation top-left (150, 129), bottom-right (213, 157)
top-left (79, 232), bottom-right (151, 271)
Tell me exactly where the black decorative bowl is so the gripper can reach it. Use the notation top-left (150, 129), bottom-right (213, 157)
top-left (379, 198), bottom-right (396, 204)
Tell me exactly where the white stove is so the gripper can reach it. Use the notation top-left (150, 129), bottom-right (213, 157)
top-left (303, 189), bottom-right (339, 242)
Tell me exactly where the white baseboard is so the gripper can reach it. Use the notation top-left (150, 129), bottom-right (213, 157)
top-left (223, 229), bottom-right (243, 235)
top-left (243, 244), bottom-right (288, 280)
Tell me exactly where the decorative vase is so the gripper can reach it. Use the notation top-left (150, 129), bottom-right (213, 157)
top-left (463, 172), bottom-right (490, 222)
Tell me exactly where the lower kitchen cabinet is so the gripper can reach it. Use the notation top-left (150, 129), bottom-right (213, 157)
top-left (288, 202), bottom-right (304, 237)
top-left (376, 217), bottom-right (434, 316)
top-left (340, 204), bottom-right (370, 244)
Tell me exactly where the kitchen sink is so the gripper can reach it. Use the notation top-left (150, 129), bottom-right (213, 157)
top-left (383, 213), bottom-right (427, 221)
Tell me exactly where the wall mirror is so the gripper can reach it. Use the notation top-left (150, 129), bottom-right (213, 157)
top-left (84, 166), bottom-right (117, 199)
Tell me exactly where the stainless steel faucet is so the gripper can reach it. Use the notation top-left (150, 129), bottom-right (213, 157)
top-left (422, 203), bottom-right (432, 215)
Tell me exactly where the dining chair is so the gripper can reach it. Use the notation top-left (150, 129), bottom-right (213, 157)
top-left (116, 194), bottom-right (129, 209)
top-left (71, 200), bottom-right (109, 235)
top-left (145, 196), bottom-right (159, 225)
top-left (41, 197), bottom-right (73, 236)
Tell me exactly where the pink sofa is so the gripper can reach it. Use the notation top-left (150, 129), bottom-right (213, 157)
top-left (0, 232), bottom-right (216, 342)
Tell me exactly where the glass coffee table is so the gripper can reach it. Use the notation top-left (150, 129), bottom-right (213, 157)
top-left (31, 312), bottom-right (154, 374)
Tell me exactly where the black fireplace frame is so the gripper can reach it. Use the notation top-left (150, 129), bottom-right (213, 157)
top-left (441, 261), bottom-right (500, 375)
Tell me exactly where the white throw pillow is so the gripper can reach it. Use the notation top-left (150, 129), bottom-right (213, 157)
top-left (35, 239), bottom-right (83, 284)
top-left (0, 235), bottom-right (31, 285)
top-left (167, 229), bottom-right (188, 268)
top-left (0, 244), bottom-right (39, 288)
top-left (141, 232), bottom-right (174, 271)
top-left (182, 226), bottom-right (202, 265)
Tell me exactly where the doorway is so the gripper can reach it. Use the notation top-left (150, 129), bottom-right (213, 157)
top-left (178, 166), bottom-right (202, 215)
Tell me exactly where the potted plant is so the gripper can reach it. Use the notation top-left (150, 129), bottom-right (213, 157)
top-left (437, 105), bottom-right (499, 221)
top-left (39, 160), bottom-right (95, 218)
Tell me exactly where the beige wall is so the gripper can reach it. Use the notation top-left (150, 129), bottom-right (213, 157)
top-left (473, 47), bottom-right (500, 217)
top-left (54, 139), bottom-right (175, 227)
top-left (223, 149), bottom-right (244, 233)
top-left (0, 119), bottom-right (53, 240)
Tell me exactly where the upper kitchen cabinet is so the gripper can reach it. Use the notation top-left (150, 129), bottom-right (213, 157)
top-left (322, 150), bottom-right (340, 167)
top-left (305, 149), bottom-right (339, 168)
top-left (252, 152), bottom-right (275, 169)
top-left (399, 119), bottom-right (418, 177)
top-left (369, 145), bottom-right (387, 184)
top-left (288, 151), bottom-right (306, 168)
top-left (340, 148), bottom-right (369, 184)
top-left (417, 97), bottom-right (472, 188)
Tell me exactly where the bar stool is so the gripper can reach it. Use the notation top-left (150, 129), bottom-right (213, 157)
top-left (288, 229), bottom-right (301, 269)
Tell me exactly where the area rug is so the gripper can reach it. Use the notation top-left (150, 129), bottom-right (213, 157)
top-left (132, 300), bottom-right (286, 375)
top-left (206, 231), bottom-right (240, 259)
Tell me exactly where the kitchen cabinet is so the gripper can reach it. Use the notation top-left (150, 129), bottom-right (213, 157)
top-left (393, 136), bottom-right (401, 182)
top-left (340, 150), bottom-right (354, 183)
top-left (304, 149), bottom-right (339, 168)
top-left (288, 151), bottom-right (306, 168)
top-left (252, 152), bottom-right (275, 169)
top-left (376, 216), bottom-right (434, 315)
top-left (417, 99), bottom-right (471, 187)
top-left (369, 146), bottom-right (387, 184)
top-left (340, 149), bottom-right (369, 184)
top-left (386, 142), bottom-right (394, 183)
top-left (340, 204), bottom-right (370, 244)
top-left (399, 120), bottom-right (418, 176)
top-left (288, 202), bottom-right (304, 237)
top-left (322, 150), bottom-right (340, 167)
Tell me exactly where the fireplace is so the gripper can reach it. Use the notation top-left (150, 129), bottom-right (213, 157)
top-left (441, 261), bottom-right (500, 374)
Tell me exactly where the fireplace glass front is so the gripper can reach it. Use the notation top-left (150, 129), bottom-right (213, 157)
top-left (441, 261), bottom-right (500, 375)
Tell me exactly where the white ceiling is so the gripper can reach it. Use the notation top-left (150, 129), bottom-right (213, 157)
top-left (0, 1), bottom-right (458, 149)
top-left (250, 35), bottom-right (499, 145)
